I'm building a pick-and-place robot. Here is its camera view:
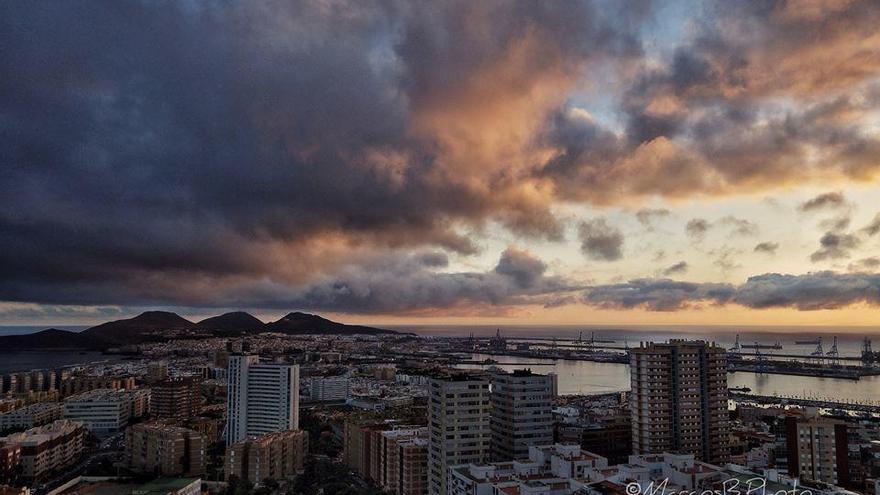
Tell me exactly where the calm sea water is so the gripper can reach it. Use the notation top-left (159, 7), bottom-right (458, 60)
top-left (393, 325), bottom-right (880, 357)
top-left (459, 353), bottom-right (880, 403)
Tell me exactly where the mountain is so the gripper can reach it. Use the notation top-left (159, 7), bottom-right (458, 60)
top-left (80, 311), bottom-right (195, 346)
top-left (195, 311), bottom-right (264, 335)
top-left (264, 312), bottom-right (395, 335)
top-left (0, 310), bottom-right (396, 351)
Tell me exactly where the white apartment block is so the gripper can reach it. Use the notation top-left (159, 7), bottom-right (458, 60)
top-left (427, 372), bottom-right (491, 495)
top-left (226, 354), bottom-right (299, 444)
top-left (309, 377), bottom-right (351, 401)
top-left (448, 444), bottom-right (608, 495)
top-left (490, 369), bottom-right (554, 461)
top-left (63, 388), bottom-right (148, 435)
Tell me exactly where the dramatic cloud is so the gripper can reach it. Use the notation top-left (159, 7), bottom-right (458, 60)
top-left (685, 218), bottom-right (710, 239)
top-left (584, 272), bottom-right (880, 311)
top-left (753, 242), bottom-right (779, 255)
top-left (275, 248), bottom-right (580, 314)
top-left (635, 208), bottom-right (671, 229)
top-left (862, 214), bottom-right (880, 236)
top-left (662, 261), bottom-right (688, 276)
top-left (849, 257), bottom-right (880, 272)
top-left (810, 232), bottom-right (861, 262)
top-left (799, 192), bottom-right (847, 212)
top-left (583, 279), bottom-right (734, 311)
top-left (578, 218), bottom-right (624, 261)
top-left (0, 0), bottom-right (642, 308)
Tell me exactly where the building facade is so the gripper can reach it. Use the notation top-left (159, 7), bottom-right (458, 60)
top-left (151, 378), bottom-right (202, 420)
top-left (0, 420), bottom-right (84, 480)
top-left (630, 340), bottom-right (729, 464)
top-left (427, 372), bottom-right (491, 495)
top-left (0, 403), bottom-right (64, 432)
top-left (63, 389), bottom-right (149, 435)
top-left (785, 412), bottom-right (849, 486)
top-left (489, 369), bottom-right (554, 461)
top-left (126, 423), bottom-right (206, 477)
top-left (225, 355), bottom-right (299, 444)
top-left (309, 377), bottom-right (350, 401)
top-left (225, 429), bottom-right (308, 484)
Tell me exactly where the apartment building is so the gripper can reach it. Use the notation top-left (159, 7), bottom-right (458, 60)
top-left (151, 377), bottom-right (202, 420)
top-left (785, 411), bottom-right (849, 486)
top-left (225, 355), bottom-right (299, 444)
top-left (64, 389), bottom-right (149, 435)
top-left (427, 372), bottom-right (491, 495)
top-left (490, 369), bottom-right (554, 461)
top-left (448, 444), bottom-right (608, 495)
top-left (126, 423), bottom-right (205, 477)
top-left (60, 376), bottom-right (135, 397)
top-left (0, 420), bottom-right (84, 480)
top-left (309, 377), bottom-right (351, 401)
top-left (630, 340), bottom-right (729, 464)
top-left (375, 427), bottom-right (429, 495)
top-left (0, 403), bottom-right (64, 432)
top-left (225, 429), bottom-right (308, 483)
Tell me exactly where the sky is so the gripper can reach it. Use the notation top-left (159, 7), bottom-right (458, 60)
top-left (2, 0), bottom-right (880, 327)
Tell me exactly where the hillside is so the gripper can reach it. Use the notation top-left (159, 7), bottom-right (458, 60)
top-left (264, 312), bottom-right (395, 335)
top-left (194, 311), bottom-right (265, 335)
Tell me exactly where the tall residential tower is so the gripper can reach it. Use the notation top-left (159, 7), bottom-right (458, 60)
top-left (226, 354), bottom-right (300, 444)
top-left (489, 369), bottom-right (554, 461)
top-left (427, 372), bottom-right (491, 495)
top-left (630, 340), bottom-right (729, 464)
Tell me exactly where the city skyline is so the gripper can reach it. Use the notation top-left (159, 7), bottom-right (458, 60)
top-left (3, 1), bottom-right (880, 327)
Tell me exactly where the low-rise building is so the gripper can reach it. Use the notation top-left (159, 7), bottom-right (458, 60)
top-left (60, 376), bottom-right (135, 397)
top-left (0, 403), bottom-right (64, 432)
top-left (126, 423), bottom-right (205, 477)
top-left (0, 420), bottom-right (84, 480)
top-left (225, 430), bottom-right (308, 484)
top-left (64, 389), bottom-right (148, 435)
top-left (448, 444), bottom-right (608, 495)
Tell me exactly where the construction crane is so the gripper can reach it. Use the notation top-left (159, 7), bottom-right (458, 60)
top-left (809, 337), bottom-right (825, 365)
top-left (826, 336), bottom-right (840, 366)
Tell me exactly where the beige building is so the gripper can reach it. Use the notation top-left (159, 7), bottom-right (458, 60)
top-left (427, 372), bottom-right (491, 495)
top-left (60, 376), bottom-right (135, 397)
top-left (785, 411), bottom-right (849, 486)
top-left (377, 428), bottom-right (429, 495)
top-left (0, 420), bottom-right (84, 480)
top-left (126, 423), bottom-right (205, 477)
top-left (630, 340), bottom-right (729, 464)
top-left (225, 429), bottom-right (308, 484)
top-left (151, 378), bottom-right (201, 420)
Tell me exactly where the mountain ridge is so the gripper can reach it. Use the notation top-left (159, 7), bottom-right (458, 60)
top-left (0, 311), bottom-right (396, 350)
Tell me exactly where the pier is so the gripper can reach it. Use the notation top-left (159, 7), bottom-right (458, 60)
top-left (730, 391), bottom-right (880, 414)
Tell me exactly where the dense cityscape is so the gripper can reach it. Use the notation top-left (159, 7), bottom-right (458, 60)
top-left (0, 313), bottom-right (878, 495)
top-left (3, 0), bottom-right (880, 494)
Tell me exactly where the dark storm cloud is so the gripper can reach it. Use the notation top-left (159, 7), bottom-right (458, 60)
top-left (0, 0), bottom-right (643, 308)
top-left (584, 272), bottom-right (880, 311)
top-left (274, 248), bottom-right (580, 314)
top-left (662, 261), bottom-right (688, 276)
top-left (753, 242), bottom-right (779, 255)
top-left (799, 192), bottom-right (847, 212)
top-left (583, 279), bottom-right (734, 311)
top-left (578, 218), bottom-right (624, 261)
